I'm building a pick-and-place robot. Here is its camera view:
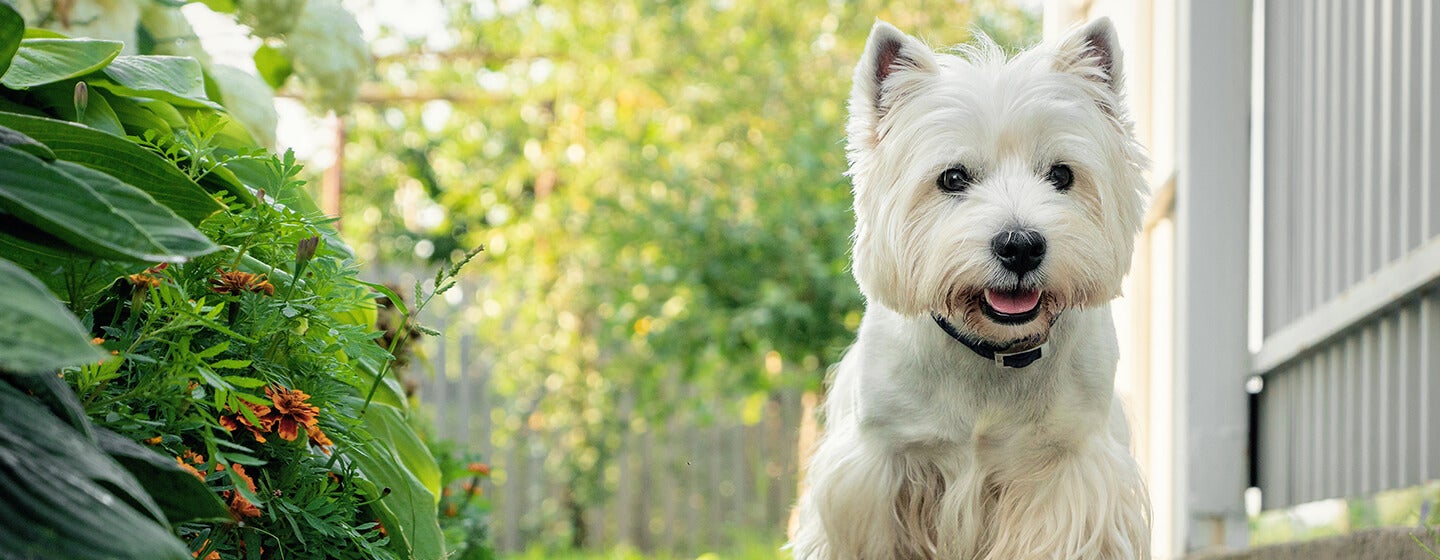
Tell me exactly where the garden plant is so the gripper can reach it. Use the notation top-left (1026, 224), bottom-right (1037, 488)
top-left (0, 3), bottom-right (485, 558)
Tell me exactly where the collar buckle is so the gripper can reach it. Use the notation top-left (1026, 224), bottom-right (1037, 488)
top-left (992, 343), bottom-right (1047, 369)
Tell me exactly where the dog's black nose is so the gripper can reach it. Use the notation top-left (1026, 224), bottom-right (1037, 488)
top-left (991, 229), bottom-right (1046, 275)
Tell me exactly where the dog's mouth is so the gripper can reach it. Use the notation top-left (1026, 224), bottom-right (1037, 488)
top-left (981, 288), bottom-right (1043, 324)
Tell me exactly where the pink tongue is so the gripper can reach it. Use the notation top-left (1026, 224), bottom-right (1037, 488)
top-left (984, 289), bottom-right (1042, 315)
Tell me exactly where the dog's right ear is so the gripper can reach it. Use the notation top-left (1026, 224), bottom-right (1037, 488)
top-left (849, 21), bottom-right (936, 148)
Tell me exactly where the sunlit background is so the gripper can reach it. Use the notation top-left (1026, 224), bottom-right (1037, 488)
top-left (16, 0), bottom-right (1440, 557)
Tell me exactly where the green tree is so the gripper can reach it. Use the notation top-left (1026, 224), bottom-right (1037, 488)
top-left (339, 0), bottom-right (1039, 549)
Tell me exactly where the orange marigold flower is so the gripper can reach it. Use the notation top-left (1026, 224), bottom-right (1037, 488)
top-left (220, 400), bottom-right (275, 443)
top-left (191, 539), bottom-right (219, 560)
top-left (181, 450), bottom-right (205, 464)
top-left (230, 464), bottom-right (257, 494)
top-left (223, 464), bottom-right (263, 520)
top-left (91, 337), bottom-right (104, 345)
top-left (305, 424), bottom-right (333, 448)
top-left (127, 263), bottom-right (169, 289)
top-left (466, 462), bottom-right (490, 476)
top-left (227, 491), bottom-right (262, 519)
top-left (176, 456), bottom-right (205, 481)
top-left (264, 385), bottom-right (319, 441)
top-left (210, 268), bottom-right (275, 296)
top-left (127, 272), bottom-right (161, 289)
top-left (143, 436), bottom-right (162, 445)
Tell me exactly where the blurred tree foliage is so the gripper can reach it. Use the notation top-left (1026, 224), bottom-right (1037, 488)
top-left (339, 0), bottom-right (1038, 548)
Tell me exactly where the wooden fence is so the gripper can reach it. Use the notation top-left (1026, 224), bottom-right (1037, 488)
top-left (394, 276), bottom-right (809, 554)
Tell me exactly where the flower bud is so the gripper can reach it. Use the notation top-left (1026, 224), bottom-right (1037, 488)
top-left (73, 82), bottom-right (89, 121)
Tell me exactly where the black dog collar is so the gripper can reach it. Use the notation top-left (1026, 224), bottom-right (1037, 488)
top-left (931, 314), bottom-right (1047, 369)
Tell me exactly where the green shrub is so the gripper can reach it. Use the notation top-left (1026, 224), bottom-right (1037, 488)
top-left (0, 5), bottom-right (484, 558)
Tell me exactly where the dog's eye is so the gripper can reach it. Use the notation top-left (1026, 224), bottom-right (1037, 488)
top-left (1046, 164), bottom-right (1074, 191)
top-left (937, 166), bottom-right (974, 193)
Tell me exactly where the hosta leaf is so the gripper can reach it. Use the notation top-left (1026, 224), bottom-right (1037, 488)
top-left (0, 111), bottom-right (224, 224)
top-left (0, 124), bottom-right (54, 160)
top-left (28, 80), bottom-right (125, 136)
top-left (105, 94), bottom-right (178, 136)
top-left (350, 475), bottom-right (412, 557)
top-left (364, 402), bottom-right (441, 500)
top-left (0, 1), bottom-right (21, 78)
top-left (0, 145), bottom-right (216, 262)
top-left (0, 383), bottom-right (189, 560)
top-left (92, 55), bottom-right (221, 110)
top-left (0, 38), bottom-right (122, 89)
top-left (351, 353), bottom-right (408, 411)
top-left (253, 44), bottom-right (293, 90)
top-left (93, 428), bottom-right (231, 524)
top-left (350, 400), bottom-right (445, 560)
top-left (21, 29), bottom-right (66, 39)
top-left (0, 257), bottom-right (105, 373)
top-left (0, 214), bottom-right (127, 297)
top-left (56, 161), bottom-right (218, 258)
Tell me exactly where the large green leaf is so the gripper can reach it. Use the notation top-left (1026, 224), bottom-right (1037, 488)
top-left (106, 93), bottom-right (178, 136)
top-left (0, 38), bottom-right (122, 89)
top-left (0, 213), bottom-right (128, 297)
top-left (351, 400), bottom-right (445, 560)
top-left (346, 351), bottom-right (408, 411)
top-left (0, 145), bottom-right (217, 262)
top-left (0, 123), bottom-right (55, 160)
top-left (252, 44), bottom-right (293, 90)
top-left (94, 428), bottom-right (231, 524)
top-left (364, 402), bottom-right (441, 499)
top-left (0, 257), bottom-right (105, 373)
top-left (350, 474), bottom-right (413, 557)
top-left (92, 55), bottom-right (221, 110)
top-left (28, 80), bottom-right (126, 136)
top-left (0, 382), bottom-right (190, 560)
top-left (0, 92), bottom-right (46, 116)
top-left (0, 1), bottom-right (22, 79)
top-left (57, 161), bottom-right (218, 257)
top-left (0, 111), bottom-right (224, 223)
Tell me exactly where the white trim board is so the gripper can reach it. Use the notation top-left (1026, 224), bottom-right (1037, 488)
top-left (1253, 235), bottom-right (1440, 374)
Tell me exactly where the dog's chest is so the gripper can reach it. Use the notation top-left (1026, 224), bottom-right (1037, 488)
top-left (862, 360), bottom-right (1080, 449)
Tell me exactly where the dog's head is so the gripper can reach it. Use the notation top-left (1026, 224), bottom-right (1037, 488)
top-left (847, 19), bottom-right (1146, 346)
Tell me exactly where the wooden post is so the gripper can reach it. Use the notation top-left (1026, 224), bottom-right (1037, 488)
top-left (321, 112), bottom-right (345, 223)
top-left (787, 389), bottom-right (820, 539)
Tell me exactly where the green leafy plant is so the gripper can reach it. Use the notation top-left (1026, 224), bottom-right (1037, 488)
top-left (429, 437), bottom-right (497, 560)
top-left (0, 5), bottom-right (475, 558)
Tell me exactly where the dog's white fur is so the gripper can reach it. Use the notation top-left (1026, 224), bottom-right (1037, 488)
top-left (789, 19), bottom-right (1151, 560)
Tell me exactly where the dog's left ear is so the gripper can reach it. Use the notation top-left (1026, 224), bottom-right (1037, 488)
top-left (1055, 17), bottom-right (1124, 95)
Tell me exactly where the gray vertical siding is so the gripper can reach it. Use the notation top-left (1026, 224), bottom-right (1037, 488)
top-left (1258, 289), bottom-right (1440, 507)
top-left (1256, 0), bottom-right (1440, 509)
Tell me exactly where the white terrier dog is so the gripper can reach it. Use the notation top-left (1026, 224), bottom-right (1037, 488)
top-left (789, 19), bottom-right (1150, 560)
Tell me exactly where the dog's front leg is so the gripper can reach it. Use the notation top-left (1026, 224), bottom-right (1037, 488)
top-left (790, 430), bottom-right (917, 560)
top-left (792, 429), bottom-right (977, 560)
top-left (980, 436), bottom-right (1151, 560)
